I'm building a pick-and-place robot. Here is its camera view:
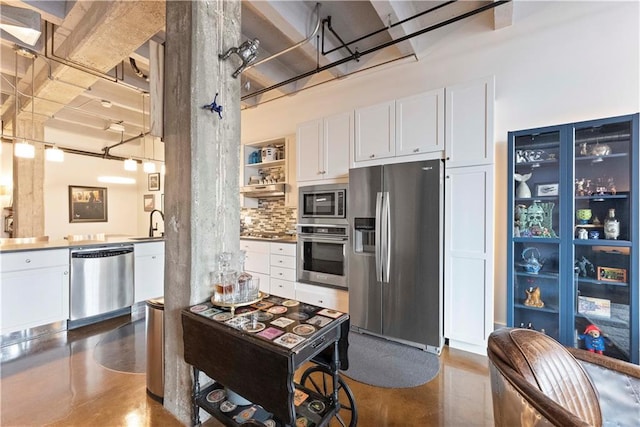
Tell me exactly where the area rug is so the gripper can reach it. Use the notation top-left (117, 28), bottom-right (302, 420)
top-left (94, 318), bottom-right (146, 374)
top-left (341, 331), bottom-right (440, 388)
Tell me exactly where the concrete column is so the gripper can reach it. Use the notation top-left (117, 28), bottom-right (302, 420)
top-left (163, 1), bottom-right (241, 423)
top-left (12, 118), bottom-right (44, 238)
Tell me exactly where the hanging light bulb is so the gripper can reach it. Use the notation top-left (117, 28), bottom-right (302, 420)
top-left (14, 140), bottom-right (35, 158)
top-left (143, 161), bottom-right (156, 173)
top-left (124, 158), bottom-right (138, 171)
top-left (45, 146), bottom-right (64, 162)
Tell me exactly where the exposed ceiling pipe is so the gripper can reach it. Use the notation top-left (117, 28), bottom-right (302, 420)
top-left (44, 21), bottom-right (147, 94)
top-left (129, 57), bottom-right (149, 81)
top-left (242, 0), bottom-right (510, 101)
top-left (102, 131), bottom-right (149, 158)
top-left (322, 0), bottom-right (456, 56)
top-left (244, 2), bottom-right (321, 71)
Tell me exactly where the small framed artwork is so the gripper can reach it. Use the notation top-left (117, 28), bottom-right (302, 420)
top-left (69, 185), bottom-right (108, 223)
top-left (148, 173), bottom-right (160, 191)
top-left (535, 182), bottom-right (559, 197)
top-left (597, 266), bottom-right (627, 283)
top-left (144, 194), bottom-right (155, 212)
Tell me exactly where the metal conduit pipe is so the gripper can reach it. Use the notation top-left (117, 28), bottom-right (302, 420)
top-left (102, 131), bottom-right (150, 158)
top-left (322, 0), bottom-right (456, 56)
top-left (245, 2), bottom-right (322, 71)
top-left (242, 0), bottom-right (510, 101)
top-left (44, 21), bottom-right (147, 94)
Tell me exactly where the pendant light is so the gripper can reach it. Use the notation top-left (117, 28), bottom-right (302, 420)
top-left (45, 145), bottom-right (64, 162)
top-left (124, 158), bottom-right (138, 171)
top-left (120, 131), bottom-right (137, 171)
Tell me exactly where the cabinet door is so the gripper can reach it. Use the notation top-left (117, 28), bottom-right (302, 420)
top-left (572, 117), bottom-right (637, 363)
top-left (444, 165), bottom-right (494, 355)
top-left (135, 254), bottom-right (164, 302)
top-left (297, 119), bottom-right (324, 182)
top-left (396, 88), bottom-right (444, 156)
top-left (508, 128), bottom-right (563, 342)
top-left (1, 266), bottom-right (69, 335)
top-left (323, 112), bottom-right (352, 180)
top-left (445, 76), bottom-right (495, 167)
top-left (354, 100), bottom-right (395, 162)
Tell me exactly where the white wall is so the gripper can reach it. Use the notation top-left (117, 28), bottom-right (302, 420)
top-left (44, 152), bottom-right (139, 240)
top-left (0, 124), bottom-right (166, 240)
top-left (241, 2), bottom-right (640, 325)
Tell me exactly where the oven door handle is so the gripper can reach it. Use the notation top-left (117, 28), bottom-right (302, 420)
top-left (296, 223), bottom-right (346, 228)
top-left (298, 236), bottom-right (348, 243)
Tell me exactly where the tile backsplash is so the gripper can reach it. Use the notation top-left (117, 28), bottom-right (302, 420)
top-left (241, 199), bottom-right (297, 234)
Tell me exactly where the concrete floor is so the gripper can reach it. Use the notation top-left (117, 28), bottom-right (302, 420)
top-left (1, 311), bottom-right (494, 426)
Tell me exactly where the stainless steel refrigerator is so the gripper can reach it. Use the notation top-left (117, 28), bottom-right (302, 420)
top-left (348, 159), bottom-right (443, 353)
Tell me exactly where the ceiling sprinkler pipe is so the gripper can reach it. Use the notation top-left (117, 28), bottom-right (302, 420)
top-left (245, 2), bottom-right (321, 71)
top-left (242, 0), bottom-right (510, 101)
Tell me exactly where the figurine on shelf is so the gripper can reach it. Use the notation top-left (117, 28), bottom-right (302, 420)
top-left (579, 324), bottom-right (605, 354)
top-left (514, 173), bottom-right (533, 198)
top-left (524, 286), bottom-right (545, 308)
top-left (574, 256), bottom-right (595, 277)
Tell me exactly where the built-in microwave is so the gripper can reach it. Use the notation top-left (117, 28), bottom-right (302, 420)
top-left (299, 184), bottom-right (347, 220)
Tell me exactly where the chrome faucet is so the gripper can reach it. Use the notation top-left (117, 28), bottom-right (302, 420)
top-left (149, 209), bottom-right (165, 237)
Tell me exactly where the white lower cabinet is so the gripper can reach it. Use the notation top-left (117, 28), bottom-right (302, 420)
top-left (1, 249), bottom-right (70, 335)
top-left (270, 242), bottom-right (296, 298)
top-left (134, 241), bottom-right (165, 302)
top-left (295, 283), bottom-right (348, 313)
top-left (241, 240), bottom-right (271, 293)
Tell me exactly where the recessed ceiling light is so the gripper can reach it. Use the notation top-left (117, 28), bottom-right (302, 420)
top-left (101, 100), bottom-right (112, 108)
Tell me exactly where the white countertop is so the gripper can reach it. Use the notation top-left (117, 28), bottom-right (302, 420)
top-left (0, 235), bottom-right (164, 253)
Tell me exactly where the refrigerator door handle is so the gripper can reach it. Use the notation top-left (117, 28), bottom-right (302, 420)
top-left (382, 191), bottom-right (391, 283)
top-left (375, 192), bottom-right (383, 282)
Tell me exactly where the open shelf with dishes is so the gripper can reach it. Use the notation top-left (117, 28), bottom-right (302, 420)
top-left (508, 113), bottom-right (639, 363)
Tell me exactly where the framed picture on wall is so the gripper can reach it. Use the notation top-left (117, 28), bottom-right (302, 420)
top-left (148, 173), bottom-right (160, 191)
top-left (69, 185), bottom-right (108, 223)
top-left (144, 194), bottom-right (155, 212)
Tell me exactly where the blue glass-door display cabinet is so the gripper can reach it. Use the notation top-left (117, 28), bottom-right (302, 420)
top-left (507, 113), bottom-right (639, 364)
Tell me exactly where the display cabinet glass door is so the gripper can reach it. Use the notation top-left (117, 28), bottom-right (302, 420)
top-left (572, 119), bottom-right (634, 362)
top-left (509, 129), bottom-right (563, 340)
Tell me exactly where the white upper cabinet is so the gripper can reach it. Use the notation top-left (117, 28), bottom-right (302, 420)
top-left (396, 88), bottom-right (445, 156)
top-left (354, 100), bottom-right (396, 162)
top-left (323, 112), bottom-right (352, 180)
top-left (297, 119), bottom-right (323, 182)
top-left (445, 76), bottom-right (495, 167)
top-left (297, 112), bottom-right (351, 183)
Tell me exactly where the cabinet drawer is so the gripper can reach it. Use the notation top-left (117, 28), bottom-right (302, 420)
top-left (270, 254), bottom-right (296, 270)
top-left (240, 240), bottom-right (270, 254)
top-left (270, 242), bottom-right (296, 257)
top-left (270, 266), bottom-right (296, 282)
top-left (134, 241), bottom-right (164, 256)
top-left (245, 252), bottom-right (270, 275)
top-left (1, 249), bottom-right (69, 272)
top-left (296, 283), bottom-right (349, 313)
top-left (270, 278), bottom-right (296, 299)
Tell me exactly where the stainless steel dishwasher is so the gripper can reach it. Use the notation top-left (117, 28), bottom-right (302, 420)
top-left (70, 245), bottom-right (134, 326)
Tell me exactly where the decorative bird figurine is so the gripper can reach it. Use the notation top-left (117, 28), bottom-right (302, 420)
top-left (203, 93), bottom-right (223, 119)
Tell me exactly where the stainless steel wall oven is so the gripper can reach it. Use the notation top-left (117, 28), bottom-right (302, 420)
top-left (297, 224), bottom-right (348, 289)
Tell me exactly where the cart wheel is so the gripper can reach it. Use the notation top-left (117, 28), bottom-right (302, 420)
top-left (300, 365), bottom-right (357, 427)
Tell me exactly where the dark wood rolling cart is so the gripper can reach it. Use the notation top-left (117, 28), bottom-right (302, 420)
top-left (182, 294), bottom-right (357, 427)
